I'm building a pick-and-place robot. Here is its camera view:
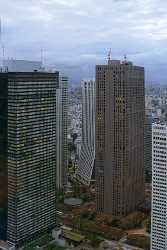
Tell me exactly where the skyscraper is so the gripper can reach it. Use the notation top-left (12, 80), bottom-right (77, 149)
top-left (0, 72), bottom-right (58, 247)
top-left (95, 58), bottom-right (145, 216)
top-left (76, 80), bottom-right (96, 186)
top-left (56, 75), bottom-right (68, 190)
top-left (151, 123), bottom-right (167, 250)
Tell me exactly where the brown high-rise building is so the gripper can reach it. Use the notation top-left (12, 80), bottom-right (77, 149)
top-left (95, 58), bottom-right (145, 216)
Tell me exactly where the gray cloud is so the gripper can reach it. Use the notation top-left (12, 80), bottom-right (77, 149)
top-left (1, 0), bottom-right (167, 84)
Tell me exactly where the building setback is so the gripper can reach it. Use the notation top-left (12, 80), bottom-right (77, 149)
top-left (151, 123), bottom-right (167, 250)
top-left (76, 80), bottom-right (95, 186)
top-left (0, 72), bottom-right (58, 247)
top-left (95, 58), bottom-right (145, 216)
top-left (56, 75), bottom-right (68, 190)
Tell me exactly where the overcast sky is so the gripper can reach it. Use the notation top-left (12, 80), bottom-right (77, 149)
top-left (1, 0), bottom-right (167, 84)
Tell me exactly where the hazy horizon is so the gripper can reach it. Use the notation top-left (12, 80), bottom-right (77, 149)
top-left (1, 0), bottom-right (167, 84)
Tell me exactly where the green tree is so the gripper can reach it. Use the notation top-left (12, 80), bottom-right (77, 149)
top-left (87, 234), bottom-right (102, 248)
top-left (109, 218), bottom-right (121, 227)
top-left (146, 218), bottom-right (151, 233)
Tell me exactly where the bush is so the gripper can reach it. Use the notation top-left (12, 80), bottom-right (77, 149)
top-left (146, 217), bottom-right (151, 233)
top-left (106, 227), bottom-right (124, 241)
top-left (87, 234), bottom-right (102, 248)
top-left (44, 244), bottom-right (66, 250)
top-left (126, 235), bottom-right (150, 250)
top-left (109, 218), bottom-right (121, 227)
top-left (120, 212), bottom-right (146, 230)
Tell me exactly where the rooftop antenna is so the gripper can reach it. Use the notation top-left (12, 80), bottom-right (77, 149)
top-left (0, 17), bottom-right (5, 64)
top-left (40, 48), bottom-right (44, 66)
top-left (124, 54), bottom-right (127, 62)
top-left (2, 45), bottom-right (5, 59)
top-left (108, 48), bottom-right (111, 62)
top-left (0, 17), bottom-right (2, 43)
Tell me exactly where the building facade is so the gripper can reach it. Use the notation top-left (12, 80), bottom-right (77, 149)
top-left (95, 58), bottom-right (145, 216)
top-left (151, 123), bottom-right (167, 250)
top-left (56, 75), bottom-right (68, 190)
top-left (0, 73), bottom-right (8, 239)
top-left (0, 72), bottom-right (58, 247)
top-left (76, 80), bottom-right (95, 186)
top-left (144, 113), bottom-right (153, 181)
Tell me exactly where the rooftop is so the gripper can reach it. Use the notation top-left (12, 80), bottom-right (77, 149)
top-left (64, 197), bottom-right (82, 206)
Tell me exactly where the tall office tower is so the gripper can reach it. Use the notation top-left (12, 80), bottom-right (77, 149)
top-left (151, 123), bottom-right (167, 250)
top-left (56, 75), bottom-right (68, 190)
top-left (95, 58), bottom-right (145, 216)
top-left (0, 72), bottom-right (58, 247)
top-left (76, 80), bottom-right (96, 186)
top-left (144, 113), bottom-right (153, 181)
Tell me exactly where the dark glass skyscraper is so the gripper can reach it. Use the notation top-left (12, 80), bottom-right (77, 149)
top-left (95, 58), bottom-right (145, 216)
top-left (0, 72), bottom-right (58, 247)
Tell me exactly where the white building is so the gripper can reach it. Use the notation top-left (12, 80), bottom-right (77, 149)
top-left (76, 80), bottom-right (95, 186)
top-left (56, 75), bottom-right (68, 190)
top-left (151, 123), bottom-right (167, 250)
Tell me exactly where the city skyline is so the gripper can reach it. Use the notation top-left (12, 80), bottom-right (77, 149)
top-left (0, 1), bottom-right (166, 248)
top-left (1, 0), bottom-right (167, 84)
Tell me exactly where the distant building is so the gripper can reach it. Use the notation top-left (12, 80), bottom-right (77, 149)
top-left (2, 59), bottom-right (42, 72)
top-left (76, 80), bottom-right (95, 186)
top-left (56, 75), bottom-right (68, 190)
top-left (151, 123), bottom-right (167, 250)
top-left (0, 72), bottom-right (58, 247)
top-left (95, 57), bottom-right (145, 216)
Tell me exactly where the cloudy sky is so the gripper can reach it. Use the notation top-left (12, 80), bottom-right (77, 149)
top-left (1, 0), bottom-right (167, 84)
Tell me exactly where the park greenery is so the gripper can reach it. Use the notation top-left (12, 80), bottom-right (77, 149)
top-left (146, 216), bottom-right (151, 233)
top-left (56, 178), bottom-right (151, 249)
top-left (87, 233), bottom-right (102, 248)
top-left (44, 244), bottom-right (66, 250)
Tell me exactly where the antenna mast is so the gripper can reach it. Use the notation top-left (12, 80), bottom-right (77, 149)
top-left (0, 17), bottom-right (1, 42)
top-left (0, 17), bottom-right (5, 66)
top-left (107, 48), bottom-right (111, 63)
top-left (41, 48), bottom-right (44, 66)
top-left (124, 54), bottom-right (127, 61)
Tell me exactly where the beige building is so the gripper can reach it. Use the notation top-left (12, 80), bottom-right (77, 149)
top-left (76, 80), bottom-right (95, 186)
top-left (56, 75), bottom-right (68, 190)
top-left (95, 58), bottom-right (145, 216)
